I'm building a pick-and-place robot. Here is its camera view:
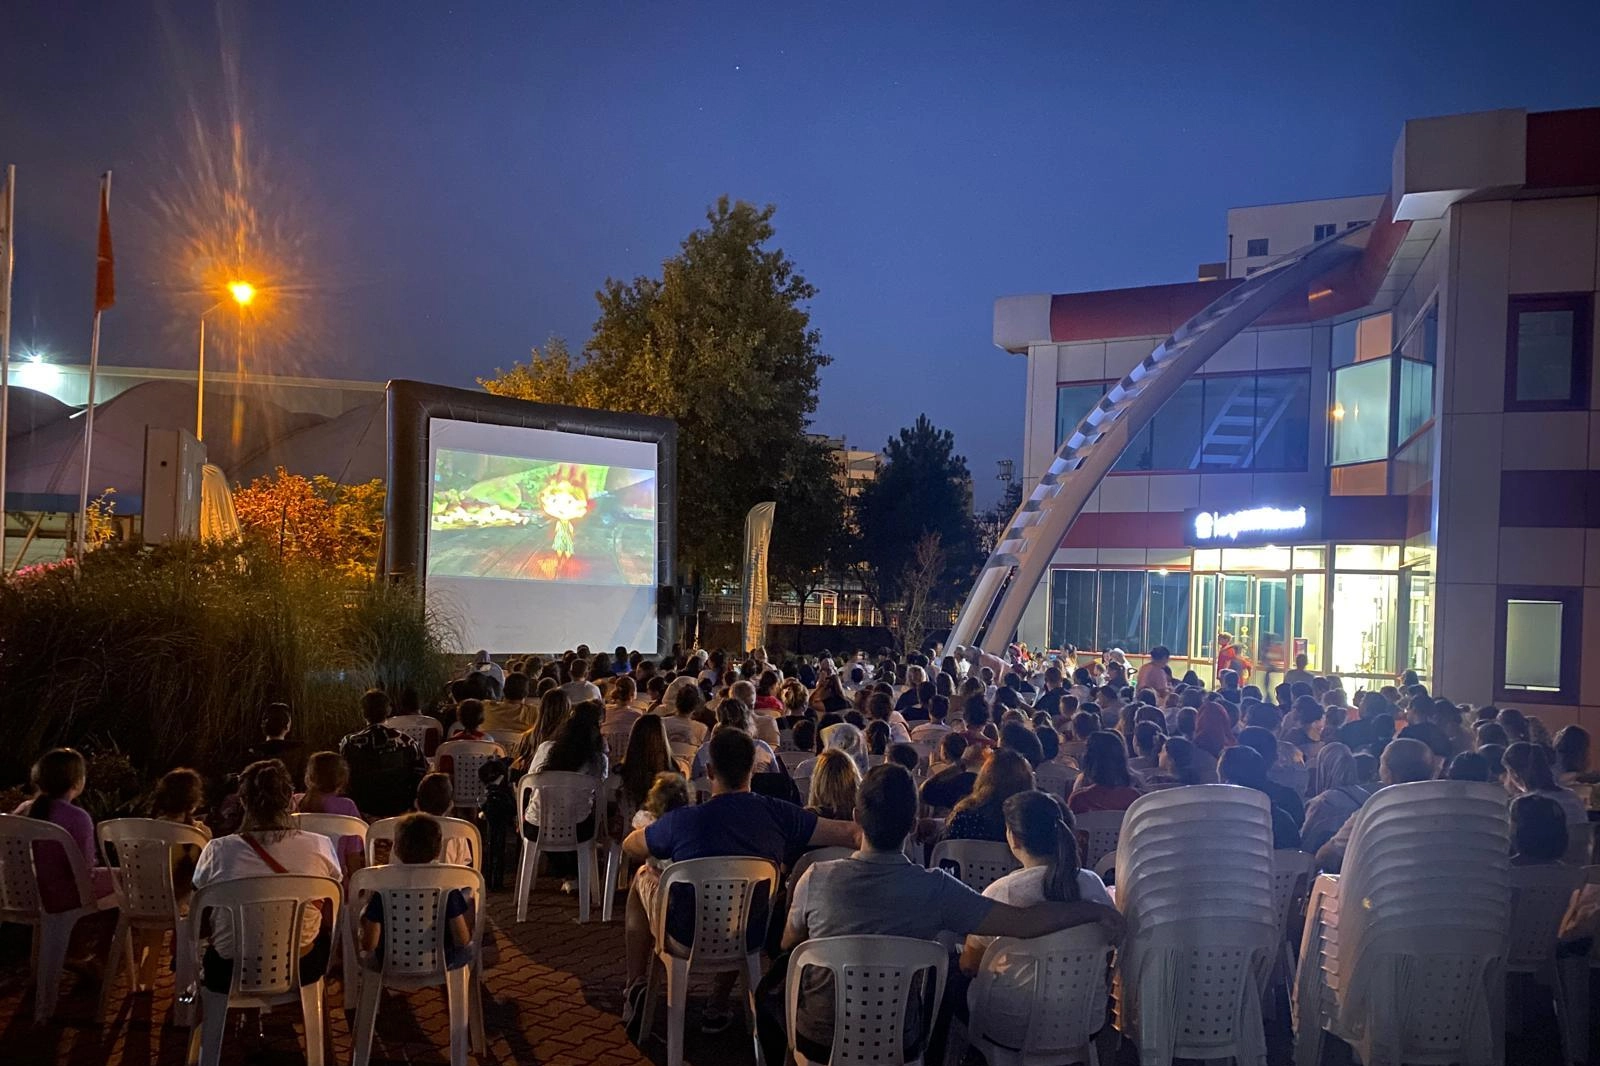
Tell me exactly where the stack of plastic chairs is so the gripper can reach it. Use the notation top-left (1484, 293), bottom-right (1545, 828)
top-left (1114, 784), bottom-right (1278, 1066)
top-left (1293, 780), bottom-right (1510, 1066)
top-left (1506, 863), bottom-right (1585, 1065)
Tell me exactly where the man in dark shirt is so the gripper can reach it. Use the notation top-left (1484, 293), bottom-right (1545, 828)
top-left (338, 689), bottom-right (427, 817)
top-left (620, 729), bottom-right (856, 1033)
top-left (1033, 666), bottom-right (1069, 717)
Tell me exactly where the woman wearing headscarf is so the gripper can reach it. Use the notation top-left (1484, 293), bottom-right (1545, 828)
top-left (1192, 702), bottom-right (1237, 760)
top-left (1299, 743), bottom-right (1372, 854)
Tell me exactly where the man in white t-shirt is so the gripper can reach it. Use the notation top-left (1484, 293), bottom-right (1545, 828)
top-left (559, 658), bottom-right (603, 706)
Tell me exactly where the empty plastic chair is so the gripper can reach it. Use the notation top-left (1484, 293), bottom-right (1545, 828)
top-left (784, 934), bottom-right (948, 1066)
top-left (182, 873), bottom-right (341, 1066)
top-left (1507, 863), bottom-right (1585, 1065)
top-left (641, 856), bottom-right (779, 1066)
top-left (97, 817), bottom-right (210, 1022)
top-left (0, 814), bottom-right (117, 1022)
top-left (515, 771), bottom-right (599, 922)
top-left (1072, 810), bottom-right (1125, 872)
top-left (434, 739), bottom-right (505, 817)
top-left (1034, 760), bottom-right (1077, 800)
top-left (952, 924), bottom-right (1115, 1066)
top-left (345, 863), bottom-right (486, 1066)
top-left (365, 815), bottom-right (482, 871)
top-left (383, 714), bottom-right (442, 757)
top-left (928, 839), bottom-right (1020, 893)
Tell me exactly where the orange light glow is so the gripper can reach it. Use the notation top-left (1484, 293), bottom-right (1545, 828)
top-left (228, 280), bottom-right (257, 306)
top-left (1308, 288), bottom-right (1334, 301)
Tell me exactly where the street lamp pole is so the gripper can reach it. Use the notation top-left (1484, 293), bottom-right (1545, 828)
top-left (197, 281), bottom-right (255, 442)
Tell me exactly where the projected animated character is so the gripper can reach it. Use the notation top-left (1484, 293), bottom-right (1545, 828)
top-left (538, 464), bottom-right (591, 570)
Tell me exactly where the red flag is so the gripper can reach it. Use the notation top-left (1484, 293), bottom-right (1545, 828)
top-left (94, 172), bottom-right (114, 312)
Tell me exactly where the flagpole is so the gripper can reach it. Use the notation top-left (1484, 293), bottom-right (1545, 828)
top-left (76, 171), bottom-right (111, 561)
top-left (0, 165), bottom-right (14, 554)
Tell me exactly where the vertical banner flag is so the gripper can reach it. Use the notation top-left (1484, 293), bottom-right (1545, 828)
top-left (76, 172), bottom-right (113, 560)
top-left (95, 175), bottom-right (115, 310)
top-left (740, 501), bottom-right (776, 653)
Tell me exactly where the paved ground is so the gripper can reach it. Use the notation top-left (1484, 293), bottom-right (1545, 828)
top-left (0, 875), bottom-right (1572, 1065)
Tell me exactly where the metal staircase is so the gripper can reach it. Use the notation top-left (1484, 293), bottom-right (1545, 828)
top-left (948, 226), bottom-right (1369, 653)
top-left (1189, 372), bottom-right (1302, 469)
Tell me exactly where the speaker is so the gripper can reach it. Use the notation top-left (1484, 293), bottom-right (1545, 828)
top-left (142, 427), bottom-right (206, 544)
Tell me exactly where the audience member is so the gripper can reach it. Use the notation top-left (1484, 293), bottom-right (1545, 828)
top-left (339, 690), bottom-right (428, 817)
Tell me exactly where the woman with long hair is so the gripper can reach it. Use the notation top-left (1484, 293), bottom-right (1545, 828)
top-left (1192, 702), bottom-right (1237, 759)
top-left (944, 748), bottom-right (1036, 842)
top-left (532, 700), bottom-right (609, 778)
top-left (1504, 741), bottom-right (1587, 824)
top-left (617, 716), bottom-right (673, 815)
top-left (16, 748), bottom-right (115, 911)
top-left (1067, 731), bottom-right (1142, 814)
top-left (806, 749), bottom-right (861, 820)
top-left (513, 688), bottom-right (571, 771)
top-left (191, 760), bottom-right (342, 993)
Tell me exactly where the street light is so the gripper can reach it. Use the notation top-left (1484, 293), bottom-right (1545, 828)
top-left (196, 280), bottom-right (255, 441)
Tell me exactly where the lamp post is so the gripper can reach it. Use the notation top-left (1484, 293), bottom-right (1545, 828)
top-left (196, 280), bottom-right (255, 441)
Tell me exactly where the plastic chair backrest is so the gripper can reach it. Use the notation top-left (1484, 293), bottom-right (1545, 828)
top-left (364, 815), bottom-right (482, 871)
top-left (98, 818), bottom-right (209, 922)
top-left (785, 935), bottom-right (948, 1066)
top-left (1270, 848), bottom-right (1315, 935)
top-left (190, 874), bottom-right (341, 997)
top-left (289, 812), bottom-right (369, 854)
top-left (1567, 822), bottom-right (1593, 865)
top-left (654, 856), bottom-right (779, 965)
top-left (788, 846), bottom-right (855, 889)
top-left (346, 863), bottom-right (483, 980)
top-left (435, 740), bottom-right (504, 809)
top-left (1034, 761), bottom-right (1076, 799)
top-left (1506, 863), bottom-right (1584, 970)
top-left (485, 728), bottom-right (522, 750)
top-left (0, 813), bottom-right (97, 920)
top-left (518, 772), bottom-right (598, 848)
top-left (1115, 787), bottom-right (1275, 929)
top-left (384, 715), bottom-right (442, 755)
top-left (1071, 810), bottom-right (1126, 870)
top-left (970, 924), bottom-right (1114, 1057)
top-left (928, 839), bottom-right (1020, 893)
top-left (602, 727), bottom-right (634, 763)
top-left (688, 778), bottom-right (713, 805)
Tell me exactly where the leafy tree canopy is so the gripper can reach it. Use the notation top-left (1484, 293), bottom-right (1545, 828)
top-left (482, 197), bottom-right (831, 574)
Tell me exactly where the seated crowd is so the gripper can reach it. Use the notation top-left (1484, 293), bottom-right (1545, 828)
top-left (9, 638), bottom-right (1598, 1062)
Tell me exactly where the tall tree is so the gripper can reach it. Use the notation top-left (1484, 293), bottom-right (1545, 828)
top-left (769, 439), bottom-right (849, 654)
top-left (977, 476), bottom-right (1025, 557)
top-left (852, 414), bottom-right (981, 615)
top-left (896, 532), bottom-right (946, 657)
top-left (481, 198), bottom-right (831, 576)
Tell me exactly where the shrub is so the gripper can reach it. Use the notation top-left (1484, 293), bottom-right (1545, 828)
top-left (0, 539), bottom-right (455, 790)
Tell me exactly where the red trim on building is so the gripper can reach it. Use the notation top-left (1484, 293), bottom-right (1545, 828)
top-left (1526, 108), bottom-right (1600, 190)
top-left (1060, 511), bottom-right (1189, 550)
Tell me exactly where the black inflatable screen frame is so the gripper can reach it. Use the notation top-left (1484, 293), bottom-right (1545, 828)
top-left (383, 379), bottom-right (678, 652)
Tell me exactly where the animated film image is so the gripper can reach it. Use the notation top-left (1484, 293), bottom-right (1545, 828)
top-left (428, 448), bottom-right (656, 585)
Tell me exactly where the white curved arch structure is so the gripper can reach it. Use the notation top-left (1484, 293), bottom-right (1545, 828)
top-left (950, 227), bottom-right (1370, 654)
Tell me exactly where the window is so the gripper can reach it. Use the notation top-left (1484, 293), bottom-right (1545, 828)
top-left (1097, 571), bottom-right (1147, 654)
top-left (1396, 357), bottom-right (1433, 443)
top-left (1055, 384), bottom-right (1105, 450)
top-left (1496, 586), bottom-right (1582, 703)
top-left (1506, 294), bottom-right (1592, 410)
top-left (1246, 238), bottom-right (1269, 257)
top-left (1047, 568), bottom-right (1192, 655)
top-left (1313, 223), bottom-right (1338, 241)
top-left (1049, 569), bottom-right (1097, 652)
top-left (1147, 571), bottom-right (1191, 654)
top-left (1330, 359), bottom-right (1392, 464)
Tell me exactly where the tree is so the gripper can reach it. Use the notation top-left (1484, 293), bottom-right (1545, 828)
top-left (768, 439), bottom-right (849, 654)
top-left (232, 468), bottom-right (386, 578)
top-left (481, 197), bottom-right (832, 577)
top-left (896, 532), bottom-right (946, 657)
top-left (976, 476), bottom-right (1024, 557)
top-left (852, 414), bottom-right (981, 615)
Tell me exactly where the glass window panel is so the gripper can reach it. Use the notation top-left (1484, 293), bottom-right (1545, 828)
top-left (1147, 378), bottom-right (1205, 470)
top-left (1397, 358), bottom-right (1433, 443)
top-left (1048, 570), bottom-right (1097, 652)
top-left (1356, 313), bottom-right (1393, 362)
top-left (1332, 318), bottom-right (1359, 368)
top-left (1147, 571), bottom-right (1191, 656)
top-left (1513, 309), bottom-right (1578, 404)
top-left (1331, 358), bottom-right (1392, 464)
top-left (1403, 567), bottom-right (1433, 681)
top-left (1293, 547), bottom-right (1326, 571)
top-left (1335, 545), bottom-right (1399, 570)
top-left (1329, 572), bottom-right (1397, 677)
top-left (1252, 372), bottom-right (1311, 470)
top-left (1096, 571), bottom-right (1148, 654)
top-left (1056, 384), bottom-right (1106, 448)
top-left (1193, 575), bottom-right (1218, 662)
top-left (1293, 572), bottom-right (1325, 672)
top-left (1256, 577), bottom-right (1289, 673)
top-left (1198, 375), bottom-right (1257, 471)
top-left (1504, 599), bottom-right (1564, 691)
top-left (1112, 422), bottom-right (1154, 472)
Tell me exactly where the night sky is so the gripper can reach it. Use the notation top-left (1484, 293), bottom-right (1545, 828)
top-left (2, 2), bottom-right (1598, 504)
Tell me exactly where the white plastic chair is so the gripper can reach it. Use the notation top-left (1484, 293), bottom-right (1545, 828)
top-left (928, 839), bottom-right (1020, 893)
top-left (1567, 822), bottom-right (1593, 866)
top-left (365, 815), bottom-right (482, 871)
top-left (484, 728), bottom-right (523, 750)
top-left (600, 779), bottom-right (631, 923)
top-left (345, 863), bottom-right (486, 1066)
top-left (97, 817), bottom-right (209, 1022)
top-left (1507, 863), bottom-right (1585, 1065)
top-left (1264, 848), bottom-right (1315, 1017)
top-left (1293, 780), bottom-right (1511, 1066)
top-left (1034, 761), bottom-right (1077, 800)
top-left (790, 756), bottom-right (818, 807)
top-left (1072, 810), bottom-right (1125, 872)
top-left (950, 925), bottom-right (1114, 1066)
top-left (434, 739), bottom-right (505, 816)
top-left (603, 726), bottom-right (636, 764)
top-left (183, 873), bottom-right (341, 1066)
top-left (0, 813), bottom-right (117, 1022)
top-left (384, 714), bottom-right (443, 756)
top-left (289, 811), bottom-right (369, 864)
top-left (788, 846), bottom-right (855, 891)
top-left (688, 777), bottom-right (713, 805)
top-left (785, 934), bottom-right (949, 1066)
top-left (641, 856), bottom-right (779, 1066)
top-left (515, 771), bottom-right (599, 922)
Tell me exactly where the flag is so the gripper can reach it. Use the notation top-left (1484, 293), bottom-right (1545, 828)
top-left (94, 172), bottom-right (114, 312)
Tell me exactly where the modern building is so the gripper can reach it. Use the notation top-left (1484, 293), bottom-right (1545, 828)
top-left (987, 105), bottom-right (1600, 727)
top-left (813, 435), bottom-right (880, 499)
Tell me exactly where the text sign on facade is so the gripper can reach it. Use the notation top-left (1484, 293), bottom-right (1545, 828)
top-left (1185, 504), bottom-right (1314, 546)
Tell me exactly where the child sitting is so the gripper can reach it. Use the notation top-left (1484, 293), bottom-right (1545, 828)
top-left (631, 771), bottom-right (690, 832)
top-left (359, 813), bottom-right (475, 971)
top-left (449, 699), bottom-right (489, 742)
top-left (415, 772), bottom-right (474, 867)
top-left (149, 767), bottom-right (212, 893)
top-left (296, 751), bottom-right (365, 873)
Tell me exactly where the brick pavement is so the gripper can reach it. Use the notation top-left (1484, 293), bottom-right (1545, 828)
top-left (0, 881), bottom-right (758, 1066)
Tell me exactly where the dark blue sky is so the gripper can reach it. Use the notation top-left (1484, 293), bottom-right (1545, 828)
top-left (3, 2), bottom-right (1597, 504)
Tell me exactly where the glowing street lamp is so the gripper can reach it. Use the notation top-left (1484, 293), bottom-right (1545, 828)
top-left (196, 280), bottom-right (256, 441)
